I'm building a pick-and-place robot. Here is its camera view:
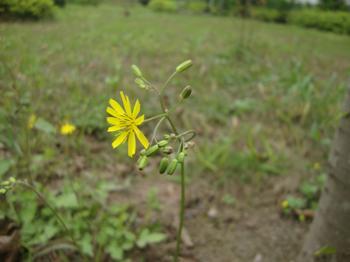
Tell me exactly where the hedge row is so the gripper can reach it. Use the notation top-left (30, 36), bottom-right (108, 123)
top-left (0, 0), bottom-right (101, 20)
top-left (251, 8), bottom-right (350, 35)
top-left (0, 0), bottom-right (56, 19)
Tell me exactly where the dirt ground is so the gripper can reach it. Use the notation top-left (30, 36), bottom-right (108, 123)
top-left (112, 171), bottom-right (309, 262)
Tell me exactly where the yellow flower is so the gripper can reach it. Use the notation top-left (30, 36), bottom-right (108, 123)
top-left (60, 122), bottom-right (76, 135)
top-left (27, 114), bottom-right (37, 129)
top-left (313, 162), bottom-right (321, 171)
top-left (106, 91), bottom-right (149, 158)
top-left (281, 200), bottom-right (289, 209)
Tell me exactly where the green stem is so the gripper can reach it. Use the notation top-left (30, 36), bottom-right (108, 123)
top-left (144, 113), bottom-right (168, 123)
top-left (175, 161), bottom-right (186, 262)
top-left (161, 71), bottom-right (177, 95)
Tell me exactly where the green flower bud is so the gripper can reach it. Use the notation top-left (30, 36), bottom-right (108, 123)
top-left (163, 134), bottom-right (170, 140)
top-left (177, 152), bottom-right (186, 163)
top-left (159, 157), bottom-right (169, 174)
top-left (9, 177), bottom-right (16, 183)
top-left (145, 144), bottom-right (159, 156)
top-left (1, 181), bottom-right (10, 186)
top-left (167, 159), bottom-right (178, 175)
top-left (135, 78), bottom-right (146, 89)
top-left (157, 140), bottom-right (168, 147)
top-left (138, 156), bottom-right (149, 171)
top-left (140, 149), bottom-right (146, 156)
top-left (176, 60), bottom-right (193, 73)
top-left (162, 146), bottom-right (173, 154)
top-left (132, 64), bottom-right (143, 77)
top-left (0, 189), bottom-right (6, 194)
top-left (180, 86), bottom-right (192, 100)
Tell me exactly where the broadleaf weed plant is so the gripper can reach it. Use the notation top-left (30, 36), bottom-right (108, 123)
top-left (106, 59), bottom-right (196, 261)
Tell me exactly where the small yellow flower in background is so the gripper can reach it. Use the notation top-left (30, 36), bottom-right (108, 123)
top-left (281, 200), bottom-right (289, 209)
top-left (60, 122), bottom-right (76, 135)
top-left (313, 162), bottom-right (321, 171)
top-left (27, 114), bottom-right (37, 129)
top-left (106, 91), bottom-right (149, 158)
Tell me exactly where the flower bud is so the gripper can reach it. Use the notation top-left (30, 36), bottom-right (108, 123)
top-left (132, 64), bottom-right (143, 77)
top-left (180, 86), bottom-right (192, 100)
top-left (145, 144), bottom-right (159, 156)
top-left (177, 152), bottom-right (186, 163)
top-left (167, 159), bottom-right (178, 175)
top-left (163, 134), bottom-right (170, 140)
top-left (159, 157), bottom-right (169, 174)
top-left (1, 181), bottom-right (10, 186)
top-left (135, 78), bottom-right (146, 89)
top-left (176, 60), bottom-right (192, 73)
top-left (157, 140), bottom-right (168, 147)
top-left (138, 156), bottom-right (149, 171)
top-left (140, 149), bottom-right (146, 156)
top-left (162, 146), bottom-right (173, 154)
top-left (9, 177), bottom-right (16, 184)
top-left (0, 189), bottom-right (6, 194)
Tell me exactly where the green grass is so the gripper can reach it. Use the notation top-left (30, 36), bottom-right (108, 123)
top-left (1, 3), bottom-right (350, 260)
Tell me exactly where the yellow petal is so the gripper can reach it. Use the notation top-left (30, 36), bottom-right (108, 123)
top-left (112, 131), bottom-right (128, 149)
top-left (120, 91), bottom-right (132, 116)
top-left (135, 115), bottom-right (144, 125)
top-left (128, 131), bottom-right (136, 157)
top-left (132, 99), bottom-right (140, 118)
top-left (107, 126), bottom-right (124, 132)
top-left (107, 117), bottom-right (120, 125)
top-left (106, 107), bottom-right (120, 118)
top-left (134, 126), bottom-right (149, 149)
top-left (109, 99), bottom-right (125, 114)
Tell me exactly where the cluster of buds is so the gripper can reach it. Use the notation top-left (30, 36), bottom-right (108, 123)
top-left (132, 65), bottom-right (150, 90)
top-left (0, 177), bottom-right (16, 195)
top-left (137, 134), bottom-right (187, 175)
top-left (132, 59), bottom-right (194, 176)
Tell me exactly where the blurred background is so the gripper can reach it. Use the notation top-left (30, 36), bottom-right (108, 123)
top-left (0, 0), bottom-right (350, 261)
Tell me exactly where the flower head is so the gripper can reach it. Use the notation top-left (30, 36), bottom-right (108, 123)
top-left (60, 122), bottom-right (76, 135)
top-left (27, 114), bottom-right (37, 129)
top-left (106, 91), bottom-right (149, 158)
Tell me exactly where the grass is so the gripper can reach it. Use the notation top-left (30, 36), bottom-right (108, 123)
top-left (1, 2), bottom-right (350, 260)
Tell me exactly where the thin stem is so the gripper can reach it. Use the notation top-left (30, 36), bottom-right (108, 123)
top-left (144, 113), bottom-right (167, 123)
top-left (151, 117), bottom-right (166, 144)
top-left (160, 71), bottom-right (177, 95)
top-left (175, 161), bottom-right (186, 262)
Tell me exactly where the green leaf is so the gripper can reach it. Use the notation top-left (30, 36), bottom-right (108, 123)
top-left (286, 196), bottom-right (306, 209)
top-left (137, 229), bottom-right (166, 248)
top-left (0, 158), bottom-right (14, 178)
top-left (106, 241), bottom-right (123, 260)
top-left (55, 192), bottom-right (78, 208)
top-left (34, 118), bottom-right (56, 134)
top-left (79, 234), bottom-right (93, 257)
top-left (314, 246), bottom-right (337, 256)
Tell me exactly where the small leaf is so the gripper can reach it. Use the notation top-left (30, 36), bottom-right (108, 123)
top-left (314, 246), bottom-right (337, 256)
top-left (0, 158), bottom-right (14, 177)
top-left (34, 118), bottom-right (56, 134)
top-left (106, 242), bottom-right (123, 260)
top-left (55, 192), bottom-right (78, 208)
top-left (137, 229), bottom-right (166, 248)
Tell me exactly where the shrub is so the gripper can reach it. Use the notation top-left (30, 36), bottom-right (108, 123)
top-left (288, 9), bottom-right (350, 34)
top-left (53, 0), bottom-right (65, 7)
top-left (319, 0), bottom-right (347, 11)
top-left (149, 0), bottom-right (177, 13)
top-left (139, 0), bottom-right (150, 5)
top-left (251, 7), bottom-right (285, 23)
top-left (0, 0), bottom-right (56, 19)
top-left (68, 0), bottom-right (101, 5)
top-left (187, 0), bottom-right (207, 14)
